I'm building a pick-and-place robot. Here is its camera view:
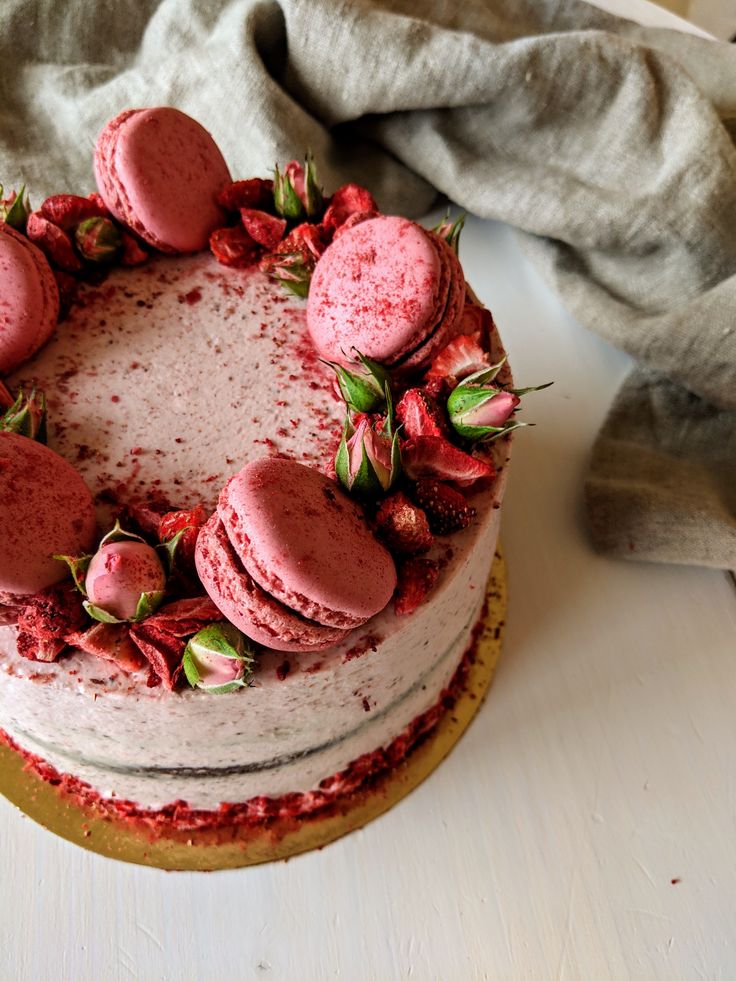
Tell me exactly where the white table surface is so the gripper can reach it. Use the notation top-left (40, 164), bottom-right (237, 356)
top-left (2, 2), bottom-right (735, 979)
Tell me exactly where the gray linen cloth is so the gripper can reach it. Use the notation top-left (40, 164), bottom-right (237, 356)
top-left (1, 0), bottom-right (735, 569)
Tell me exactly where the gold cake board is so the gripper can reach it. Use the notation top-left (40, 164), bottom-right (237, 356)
top-left (0, 548), bottom-right (507, 871)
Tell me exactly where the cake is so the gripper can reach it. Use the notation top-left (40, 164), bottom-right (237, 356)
top-left (0, 108), bottom-right (533, 840)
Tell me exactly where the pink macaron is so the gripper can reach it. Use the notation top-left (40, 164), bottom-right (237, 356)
top-left (0, 432), bottom-right (97, 596)
top-left (196, 458), bottom-right (397, 652)
top-left (307, 215), bottom-right (466, 371)
top-left (94, 107), bottom-right (231, 254)
top-left (0, 224), bottom-right (59, 374)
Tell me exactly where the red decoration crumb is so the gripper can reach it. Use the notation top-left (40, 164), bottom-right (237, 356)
top-left (374, 492), bottom-right (433, 556)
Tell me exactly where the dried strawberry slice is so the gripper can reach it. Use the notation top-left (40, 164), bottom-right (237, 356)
top-left (413, 479), bottom-right (476, 535)
top-left (40, 194), bottom-right (108, 231)
top-left (322, 184), bottom-right (378, 231)
top-left (277, 222), bottom-right (328, 260)
top-left (120, 230), bottom-right (148, 266)
top-left (331, 209), bottom-right (379, 241)
top-left (217, 178), bottom-right (274, 213)
top-left (394, 558), bottom-right (440, 616)
top-left (159, 504), bottom-right (207, 567)
top-left (240, 208), bottom-right (287, 250)
top-left (402, 435), bottom-right (495, 487)
top-left (426, 333), bottom-right (489, 385)
top-left (395, 388), bottom-right (446, 440)
top-left (26, 211), bottom-right (83, 272)
top-left (459, 303), bottom-right (496, 348)
top-left (209, 226), bottom-right (260, 267)
top-left (65, 622), bottom-right (146, 673)
top-left (15, 582), bottom-right (85, 661)
top-left (374, 492), bottom-right (433, 556)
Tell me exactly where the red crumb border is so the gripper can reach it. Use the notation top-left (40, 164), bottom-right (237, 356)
top-left (0, 607), bottom-right (488, 838)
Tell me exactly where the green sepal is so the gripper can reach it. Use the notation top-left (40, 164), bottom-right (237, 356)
top-left (451, 418), bottom-right (532, 442)
top-left (0, 385), bottom-right (47, 443)
top-left (431, 210), bottom-right (466, 254)
top-left (157, 527), bottom-right (187, 576)
top-left (303, 151), bottom-right (324, 218)
top-left (268, 251), bottom-right (312, 297)
top-left (53, 552), bottom-right (92, 594)
top-left (1, 184), bottom-right (31, 230)
top-left (321, 350), bottom-right (390, 413)
top-left (83, 601), bottom-right (124, 624)
top-left (98, 520), bottom-right (144, 550)
top-left (447, 383), bottom-right (501, 420)
top-left (387, 427), bottom-right (402, 489)
top-left (273, 165), bottom-right (306, 220)
top-left (132, 589), bottom-right (165, 622)
top-left (509, 381), bottom-right (554, 396)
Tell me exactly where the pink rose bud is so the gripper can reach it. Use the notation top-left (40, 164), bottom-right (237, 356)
top-left (85, 540), bottom-right (165, 621)
top-left (463, 390), bottom-right (520, 429)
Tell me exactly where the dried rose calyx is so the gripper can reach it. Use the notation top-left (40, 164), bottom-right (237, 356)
top-left (0, 184), bottom-right (31, 230)
top-left (75, 217), bottom-right (122, 263)
top-left (322, 349), bottom-right (390, 413)
top-left (335, 397), bottom-right (401, 501)
top-left (0, 385), bottom-right (47, 442)
top-left (182, 621), bottom-right (255, 694)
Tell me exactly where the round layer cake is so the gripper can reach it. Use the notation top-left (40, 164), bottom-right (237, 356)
top-left (0, 251), bottom-right (509, 816)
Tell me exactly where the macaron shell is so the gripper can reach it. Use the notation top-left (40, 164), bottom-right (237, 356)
top-left (94, 107), bottom-right (231, 254)
top-left (0, 225), bottom-right (59, 373)
top-left (219, 459), bottom-right (396, 629)
top-left (307, 216), bottom-right (445, 366)
top-left (397, 233), bottom-right (466, 370)
top-left (0, 432), bottom-right (97, 596)
top-left (195, 513), bottom-right (348, 653)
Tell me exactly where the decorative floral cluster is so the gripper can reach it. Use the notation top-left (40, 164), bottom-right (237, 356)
top-left (209, 155), bottom-right (378, 296)
top-left (0, 185), bottom-right (148, 311)
top-left (0, 381), bottom-right (46, 441)
top-left (324, 273), bottom-right (549, 615)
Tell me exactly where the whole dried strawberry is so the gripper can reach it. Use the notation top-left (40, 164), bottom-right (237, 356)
top-left (322, 184), bottom-right (378, 231)
top-left (394, 558), bottom-right (440, 616)
top-left (159, 504), bottom-right (207, 568)
top-left (413, 479), bottom-right (476, 535)
top-left (374, 492), bottom-right (433, 556)
top-left (209, 226), bottom-right (260, 267)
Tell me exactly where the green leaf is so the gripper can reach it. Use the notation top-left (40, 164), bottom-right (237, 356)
top-left (132, 590), bottom-right (165, 622)
top-left (0, 385), bottom-right (47, 443)
top-left (273, 164), bottom-right (305, 220)
top-left (3, 184), bottom-right (31, 230)
top-left (334, 419), bottom-right (352, 488)
top-left (303, 151), bottom-right (324, 217)
top-left (157, 527), bottom-right (187, 575)
top-left (431, 210), bottom-right (466, 254)
top-left (510, 381), bottom-right (554, 396)
top-left (53, 552), bottom-right (92, 594)
top-left (83, 601), bottom-right (123, 624)
top-left (98, 520), bottom-right (145, 550)
top-left (182, 645), bottom-right (201, 688)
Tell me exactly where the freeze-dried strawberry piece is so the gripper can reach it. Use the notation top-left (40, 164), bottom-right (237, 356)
top-left (159, 504), bottom-right (207, 567)
top-left (402, 436), bottom-right (495, 487)
top-left (40, 194), bottom-right (108, 231)
top-left (240, 208), bottom-right (287, 250)
top-left (129, 596), bottom-right (223, 688)
top-left (26, 211), bottom-right (83, 272)
top-left (209, 225), bottom-right (260, 267)
top-left (15, 582), bottom-right (86, 661)
top-left (394, 558), bottom-right (440, 616)
top-left (65, 622), bottom-right (145, 673)
top-left (323, 184), bottom-right (378, 231)
top-left (87, 192), bottom-right (111, 217)
top-left (217, 178), bottom-right (274, 213)
top-left (413, 479), bottom-right (476, 535)
top-left (426, 333), bottom-right (489, 386)
top-left (276, 222), bottom-right (328, 261)
top-left (459, 302), bottom-right (496, 348)
top-left (331, 209), bottom-right (379, 241)
top-left (374, 492), bottom-right (433, 556)
top-left (120, 230), bottom-right (148, 266)
top-left (395, 388), bottom-right (446, 440)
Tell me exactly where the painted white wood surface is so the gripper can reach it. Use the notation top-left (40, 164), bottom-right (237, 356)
top-left (2, 2), bottom-right (735, 978)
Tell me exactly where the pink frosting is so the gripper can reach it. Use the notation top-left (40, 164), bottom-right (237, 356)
top-left (85, 541), bottom-right (166, 620)
top-left (306, 216), bottom-right (464, 369)
top-left (94, 107), bottom-right (231, 254)
top-left (0, 225), bottom-right (59, 373)
top-left (0, 432), bottom-right (96, 595)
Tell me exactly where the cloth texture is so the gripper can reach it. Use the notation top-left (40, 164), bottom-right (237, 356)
top-left (1, 0), bottom-right (735, 568)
